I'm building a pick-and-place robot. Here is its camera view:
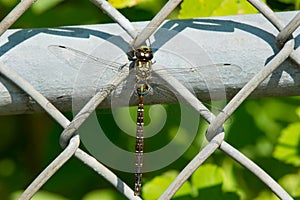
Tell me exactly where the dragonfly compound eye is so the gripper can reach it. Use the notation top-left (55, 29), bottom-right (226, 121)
top-left (136, 46), bottom-right (153, 61)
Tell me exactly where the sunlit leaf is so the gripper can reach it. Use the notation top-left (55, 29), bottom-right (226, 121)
top-left (108, 0), bottom-right (152, 9)
top-left (179, 0), bottom-right (262, 19)
top-left (191, 164), bottom-right (241, 199)
top-left (273, 122), bottom-right (300, 167)
top-left (31, 0), bottom-right (64, 14)
top-left (191, 164), bottom-right (223, 188)
top-left (295, 107), bottom-right (300, 118)
top-left (10, 190), bottom-right (68, 200)
top-left (254, 190), bottom-right (279, 200)
top-left (82, 189), bottom-right (126, 200)
top-left (143, 170), bottom-right (191, 199)
top-left (278, 173), bottom-right (300, 197)
top-left (108, 0), bottom-right (138, 8)
top-left (245, 99), bottom-right (298, 142)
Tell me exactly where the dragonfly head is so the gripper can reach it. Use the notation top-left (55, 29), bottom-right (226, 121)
top-left (135, 46), bottom-right (153, 61)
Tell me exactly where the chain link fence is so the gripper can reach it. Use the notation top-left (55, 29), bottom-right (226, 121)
top-left (0, 0), bottom-right (299, 199)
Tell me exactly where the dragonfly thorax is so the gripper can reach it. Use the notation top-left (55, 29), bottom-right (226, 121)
top-left (136, 82), bottom-right (150, 96)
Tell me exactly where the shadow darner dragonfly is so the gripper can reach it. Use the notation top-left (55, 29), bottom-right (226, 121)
top-left (129, 46), bottom-right (153, 196)
top-left (49, 44), bottom-right (240, 196)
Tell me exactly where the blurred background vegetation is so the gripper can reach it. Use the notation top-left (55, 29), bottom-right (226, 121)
top-left (0, 0), bottom-right (300, 199)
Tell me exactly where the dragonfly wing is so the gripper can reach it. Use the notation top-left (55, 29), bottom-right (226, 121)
top-left (48, 45), bottom-right (125, 71)
top-left (151, 63), bottom-right (242, 102)
top-left (48, 45), bottom-right (129, 89)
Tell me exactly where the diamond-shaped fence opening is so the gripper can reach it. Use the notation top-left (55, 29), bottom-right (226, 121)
top-left (0, 0), bottom-right (299, 199)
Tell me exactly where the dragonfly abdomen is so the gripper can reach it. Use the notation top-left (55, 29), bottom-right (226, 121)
top-left (134, 100), bottom-right (144, 196)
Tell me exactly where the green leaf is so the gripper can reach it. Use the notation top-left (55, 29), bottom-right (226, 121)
top-left (10, 190), bottom-right (68, 200)
top-left (0, 0), bottom-right (18, 7)
top-left (108, 0), bottom-right (153, 9)
top-left (273, 122), bottom-right (300, 167)
top-left (295, 107), bottom-right (300, 118)
top-left (179, 0), bottom-right (261, 19)
top-left (254, 190), bottom-right (279, 200)
top-left (143, 170), bottom-right (192, 199)
top-left (191, 164), bottom-right (223, 189)
top-left (82, 189), bottom-right (127, 200)
top-left (108, 0), bottom-right (138, 8)
top-left (278, 173), bottom-right (300, 197)
top-left (278, 0), bottom-right (300, 4)
top-left (191, 164), bottom-right (240, 199)
top-left (31, 0), bottom-right (64, 14)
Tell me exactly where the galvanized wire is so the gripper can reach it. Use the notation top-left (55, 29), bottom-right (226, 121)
top-left (19, 134), bottom-right (80, 200)
top-left (0, 0), bottom-right (299, 199)
top-left (276, 12), bottom-right (300, 47)
top-left (59, 65), bottom-right (129, 147)
top-left (159, 132), bottom-right (225, 200)
top-left (206, 0), bottom-right (298, 141)
top-left (0, 0), bottom-right (36, 36)
top-left (132, 0), bottom-right (183, 48)
top-left (0, 61), bottom-right (136, 199)
top-left (206, 38), bottom-right (294, 140)
top-left (248, 0), bottom-right (300, 66)
top-left (90, 0), bottom-right (137, 39)
top-left (220, 142), bottom-right (293, 200)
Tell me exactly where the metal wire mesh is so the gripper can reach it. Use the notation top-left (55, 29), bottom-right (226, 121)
top-left (0, 0), bottom-right (299, 199)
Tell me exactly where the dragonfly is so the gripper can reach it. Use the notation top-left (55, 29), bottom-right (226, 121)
top-left (129, 46), bottom-right (153, 196)
top-left (48, 44), bottom-right (240, 196)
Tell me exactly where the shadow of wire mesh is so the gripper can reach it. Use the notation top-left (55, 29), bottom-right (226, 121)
top-left (0, 0), bottom-right (299, 200)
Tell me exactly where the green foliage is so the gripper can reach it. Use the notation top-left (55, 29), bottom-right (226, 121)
top-left (254, 190), bottom-right (279, 200)
top-left (278, 0), bottom-right (300, 8)
top-left (143, 164), bottom-right (241, 199)
top-left (0, 0), bottom-right (18, 7)
top-left (273, 120), bottom-right (300, 167)
top-left (191, 164), bottom-right (223, 189)
top-left (190, 164), bottom-right (240, 199)
top-left (179, 0), bottom-right (263, 19)
top-left (82, 189), bottom-right (127, 200)
top-left (278, 173), bottom-right (300, 197)
top-left (10, 190), bottom-right (68, 200)
top-left (143, 170), bottom-right (191, 199)
top-left (267, 0), bottom-right (300, 10)
top-left (108, 0), bottom-right (140, 8)
top-left (271, 106), bottom-right (300, 197)
top-left (0, 0), bottom-right (299, 200)
top-left (31, 0), bottom-right (64, 14)
top-left (279, 0), bottom-right (300, 2)
top-left (108, 0), bottom-right (154, 9)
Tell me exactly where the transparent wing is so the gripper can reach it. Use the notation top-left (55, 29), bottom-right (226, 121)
top-left (147, 63), bottom-right (241, 117)
top-left (49, 44), bottom-right (241, 112)
top-left (48, 45), bottom-right (126, 71)
top-left (49, 45), bottom-right (241, 92)
top-left (48, 44), bottom-right (131, 100)
top-left (150, 63), bottom-right (241, 98)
